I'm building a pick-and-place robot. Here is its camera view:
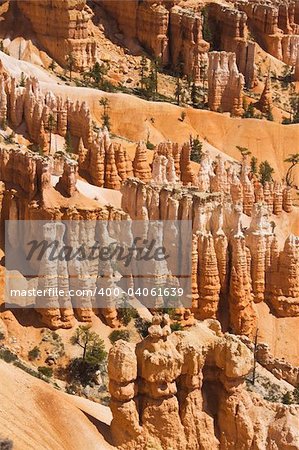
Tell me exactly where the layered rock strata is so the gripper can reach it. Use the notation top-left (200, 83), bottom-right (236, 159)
top-left (97, 0), bottom-right (209, 79)
top-left (2, 183), bottom-right (128, 329)
top-left (267, 234), bottom-right (299, 317)
top-left (121, 173), bottom-right (298, 332)
top-left (237, 0), bottom-right (299, 69)
top-left (16, 0), bottom-right (97, 70)
top-left (142, 145), bottom-right (291, 218)
top-left (207, 3), bottom-right (256, 88)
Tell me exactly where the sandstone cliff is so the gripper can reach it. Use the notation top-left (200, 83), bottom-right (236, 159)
top-left (97, 0), bottom-right (209, 79)
top-left (108, 315), bottom-right (299, 450)
top-left (16, 0), bottom-right (97, 70)
top-left (237, 0), bottom-right (299, 70)
top-left (208, 52), bottom-right (245, 116)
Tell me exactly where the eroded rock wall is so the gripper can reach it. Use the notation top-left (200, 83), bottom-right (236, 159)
top-left (97, 0), bottom-right (209, 78)
top-left (0, 73), bottom-right (133, 189)
top-left (208, 52), bottom-right (244, 116)
top-left (16, 0), bottom-right (97, 70)
top-left (108, 315), bottom-right (299, 450)
top-left (208, 3), bottom-right (256, 88)
top-left (237, 0), bottom-right (299, 69)
top-left (121, 161), bottom-right (298, 333)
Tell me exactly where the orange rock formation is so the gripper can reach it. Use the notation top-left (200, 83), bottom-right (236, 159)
top-left (16, 0), bottom-right (97, 70)
top-left (108, 315), bottom-right (299, 450)
top-left (208, 52), bottom-right (245, 116)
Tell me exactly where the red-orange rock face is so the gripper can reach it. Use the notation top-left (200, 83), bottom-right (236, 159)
top-left (17, 0), bottom-right (97, 70)
top-left (108, 316), bottom-right (299, 450)
top-left (208, 52), bottom-right (244, 116)
top-left (97, 0), bottom-right (209, 78)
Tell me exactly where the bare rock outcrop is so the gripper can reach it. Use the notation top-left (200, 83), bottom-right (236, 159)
top-left (255, 74), bottom-right (273, 114)
top-left (0, 73), bottom-right (134, 190)
top-left (132, 142), bottom-right (152, 183)
top-left (237, 0), bottom-right (299, 70)
top-left (97, 0), bottom-right (209, 79)
top-left (267, 234), bottom-right (299, 317)
top-left (56, 159), bottom-right (78, 197)
top-left (196, 234), bottom-right (221, 320)
top-left (16, 0), bottom-right (97, 70)
top-left (121, 154), bottom-right (298, 330)
top-left (256, 342), bottom-right (299, 387)
top-left (207, 3), bottom-right (256, 88)
top-left (208, 52), bottom-right (244, 116)
top-left (108, 316), bottom-right (299, 450)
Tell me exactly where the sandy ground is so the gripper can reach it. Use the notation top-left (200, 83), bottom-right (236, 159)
top-left (0, 50), bottom-right (59, 82)
top-left (0, 360), bottom-right (115, 450)
top-left (51, 176), bottom-right (122, 209)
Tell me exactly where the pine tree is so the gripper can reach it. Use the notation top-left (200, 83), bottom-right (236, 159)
top-left (64, 130), bottom-right (73, 153)
top-left (139, 55), bottom-right (148, 91)
top-left (191, 82), bottom-right (201, 108)
top-left (46, 114), bottom-right (56, 154)
top-left (66, 52), bottom-right (75, 82)
top-left (19, 72), bottom-right (26, 87)
top-left (282, 392), bottom-right (293, 405)
top-left (259, 160), bottom-right (274, 185)
top-left (290, 93), bottom-right (299, 123)
top-left (284, 153), bottom-right (299, 186)
top-left (70, 325), bottom-right (107, 364)
top-left (267, 109), bottom-right (274, 121)
top-left (293, 387), bottom-right (299, 403)
top-left (146, 60), bottom-right (158, 100)
top-left (49, 59), bottom-right (56, 71)
top-left (99, 98), bottom-right (111, 131)
top-left (250, 156), bottom-right (258, 175)
top-left (243, 102), bottom-right (255, 118)
top-left (88, 61), bottom-right (109, 88)
top-left (190, 135), bottom-right (203, 163)
top-left (175, 75), bottom-right (183, 106)
top-left (236, 146), bottom-right (251, 157)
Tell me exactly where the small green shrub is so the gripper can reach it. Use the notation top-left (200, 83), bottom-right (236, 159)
top-left (28, 346), bottom-right (40, 361)
top-left (51, 331), bottom-right (60, 341)
top-left (282, 391), bottom-right (293, 405)
top-left (4, 132), bottom-right (15, 145)
top-left (38, 366), bottom-right (53, 378)
top-left (13, 360), bottom-right (47, 381)
top-left (118, 304), bottom-right (139, 326)
top-left (179, 111), bottom-right (186, 122)
top-left (109, 330), bottom-right (130, 344)
top-left (0, 348), bottom-right (17, 363)
top-left (170, 322), bottom-right (183, 332)
top-left (293, 387), bottom-right (299, 403)
top-left (146, 140), bottom-right (155, 150)
top-left (135, 317), bottom-right (151, 338)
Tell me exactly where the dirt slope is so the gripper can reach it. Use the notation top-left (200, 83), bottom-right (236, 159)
top-left (0, 360), bottom-right (115, 450)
